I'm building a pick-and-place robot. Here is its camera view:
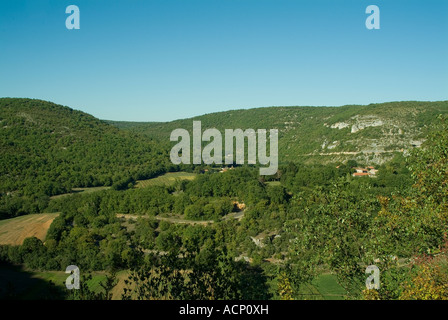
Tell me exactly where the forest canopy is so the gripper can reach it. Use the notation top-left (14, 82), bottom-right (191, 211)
top-left (0, 98), bottom-right (447, 300)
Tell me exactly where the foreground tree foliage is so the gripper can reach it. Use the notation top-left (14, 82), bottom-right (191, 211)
top-left (68, 272), bottom-right (118, 300)
top-left (122, 245), bottom-right (270, 300)
top-left (284, 116), bottom-right (448, 299)
top-left (399, 255), bottom-right (448, 300)
top-left (368, 116), bottom-right (448, 300)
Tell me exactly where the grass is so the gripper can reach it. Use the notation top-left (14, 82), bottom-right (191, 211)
top-left (0, 264), bottom-right (66, 299)
top-left (43, 269), bottom-right (129, 299)
top-left (0, 262), bottom-right (347, 300)
top-left (0, 213), bottom-right (59, 245)
top-left (281, 273), bottom-right (348, 300)
top-left (135, 172), bottom-right (197, 188)
top-left (311, 274), bottom-right (348, 299)
top-left (0, 264), bottom-right (129, 300)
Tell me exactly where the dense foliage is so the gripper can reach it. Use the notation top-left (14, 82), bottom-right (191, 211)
top-left (0, 98), bottom-right (177, 219)
top-left (1, 98), bottom-right (447, 300)
top-left (110, 101), bottom-right (448, 165)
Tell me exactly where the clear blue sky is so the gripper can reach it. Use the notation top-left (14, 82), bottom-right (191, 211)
top-left (1, 0), bottom-right (447, 121)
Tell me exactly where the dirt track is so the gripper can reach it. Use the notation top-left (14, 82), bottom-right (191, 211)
top-left (116, 214), bottom-right (214, 225)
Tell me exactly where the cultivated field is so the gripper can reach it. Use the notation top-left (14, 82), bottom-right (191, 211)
top-left (0, 213), bottom-right (59, 245)
top-left (135, 172), bottom-right (197, 188)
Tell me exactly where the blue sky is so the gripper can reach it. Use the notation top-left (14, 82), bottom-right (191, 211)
top-left (0, 0), bottom-right (447, 121)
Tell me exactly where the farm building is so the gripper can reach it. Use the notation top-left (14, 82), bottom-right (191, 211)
top-left (352, 166), bottom-right (378, 177)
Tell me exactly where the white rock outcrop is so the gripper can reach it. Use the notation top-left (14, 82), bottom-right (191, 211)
top-left (351, 117), bottom-right (384, 133)
top-left (330, 122), bottom-right (350, 129)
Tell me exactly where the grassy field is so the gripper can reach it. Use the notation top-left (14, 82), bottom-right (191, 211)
top-left (0, 264), bottom-right (128, 300)
top-left (0, 264), bottom-right (66, 299)
top-left (0, 213), bottom-right (59, 245)
top-left (135, 172), bottom-right (197, 188)
top-left (0, 262), bottom-right (347, 300)
top-left (297, 274), bottom-right (348, 300)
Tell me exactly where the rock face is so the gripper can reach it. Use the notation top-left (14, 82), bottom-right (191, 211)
top-left (350, 116), bottom-right (384, 133)
top-left (320, 113), bottom-right (428, 165)
top-left (331, 122), bottom-right (350, 129)
top-left (327, 141), bottom-right (339, 150)
top-left (331, 115), bottom-right (386, 133)
top-left (250, 236), bottom-right (264, 248)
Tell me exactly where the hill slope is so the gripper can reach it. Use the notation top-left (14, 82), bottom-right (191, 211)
top-left (0, 98), bottom-right (172, 199)
top-left (108, 101), bottom-right (448, 164)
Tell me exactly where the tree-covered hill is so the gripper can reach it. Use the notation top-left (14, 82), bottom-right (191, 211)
top-left (109, 101), bottom-right (448, 165)
top-left (0, 98), bottom-right (172, 200)
top-left (1, 98), bottom-right (447, 300)
top-left (2, 98), bottom-right (447, 219)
